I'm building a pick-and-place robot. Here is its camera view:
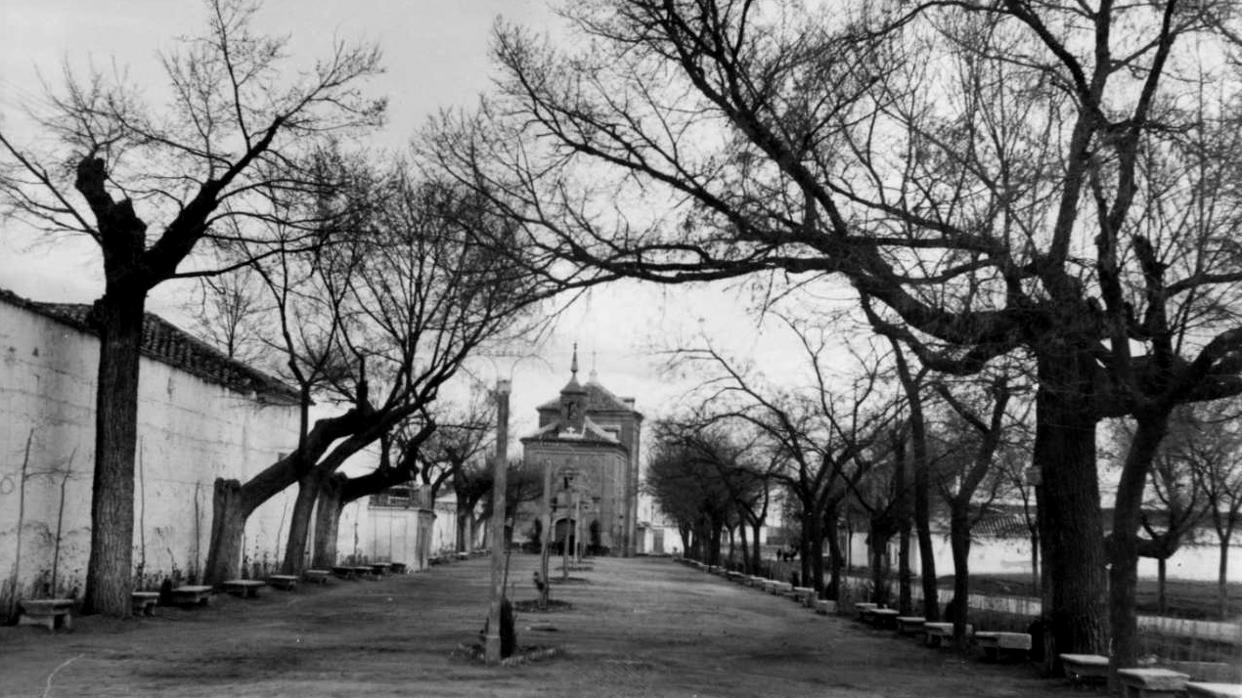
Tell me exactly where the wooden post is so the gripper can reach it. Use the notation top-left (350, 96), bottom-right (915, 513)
top-left (539, 459), bottom-right (553, 609)
top-left (484, 379), bottom-right (511, 665)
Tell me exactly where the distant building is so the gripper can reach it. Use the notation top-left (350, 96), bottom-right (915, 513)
top-left (519, 347), bottom-right (642, 556)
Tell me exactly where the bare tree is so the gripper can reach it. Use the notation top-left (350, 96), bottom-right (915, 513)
top-left (204, 168), bottom-right (549, 582)
top-left (429, 0), bottom-right (1242, 667)
top-left (0, 0), bottom-right (383, 615)
top-left (931, 369), bottom-right (1025, 643)
top-left (1179, 402), bottom-right (1242, 619)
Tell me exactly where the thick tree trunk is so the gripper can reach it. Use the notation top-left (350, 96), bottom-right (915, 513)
top-left (898, 520), bottom-right (912, 615)
top-left (750, 520), bottom-right (762, 574)
top-left (799, 508), bottom-right (813, 588)
top-left (312, 475), bottom-right (346, 569)
top-left (204, 479), bottom-right (249, 584)
top-left (1034, 351), bottom-right (1109, 674)
top-left (281, 470), bottom-right (325, 573)
top-left (896, 434), bottom-right (913, 615)
top-left (807, 512), bottom-right (825, 593)
top-left (1109, 414), bottom-right (1168, 679)
top-left (84, 294), bottom-right (145, 616)
top-left (825, 510), bottom-right (842, 600)
top-left (869, 531), bottom-right (892, 605)
top-left (738, 522), bottom-right (750, 573)
top-left (950, 506), bottom-right (971, 646)
top-left (914, 459), bottom-right (938, 621)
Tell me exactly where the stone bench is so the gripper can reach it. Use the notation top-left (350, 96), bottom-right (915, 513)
top-left (869, 608), bottom-right (900, 630)
top-left (303, 569), bottom-right (331, 584)
top-left (351, 565), bottom-right (378, 580)
top-left (854, 602), bottom-right (878, 621)
top-left (815, 599), bottom-right (837, 615)
top-left (267, 574), bottom-right (299, 591)
top-left (922, 622), bottom-right (970, 648)
top-left (747, 576), bottom-right (765, 588)
top-left (1168, 662), bottom-right (1242, 683)
top-left (456, 552), bottom-right (470, 561)
top-left (132, 591), bottom-right (159, 616)
top-left (1060, 654), bottom-right (1111, 685)
top-left (792, 586), bottom-right (815, 605)
top-left (389, 562), bottom-right (407, 574)
top-left (369, 563), bottom-right (390, 576)
top-left (1186, 682), bottom-right (1242, 698)
top-left (221, 579), bottom-right (265, 598)
top-left (770, 581), bottom-right (793, 595)
top-left (171, 585), bottom-right (214, 606)
top-left (1117, 668), bottom-right (1190, 698)
top-left (896, 616), bottom-right (926, 635)
top-left (332, 565), bottom-right (358, 579)
top-left (18, 599), bottom-right (73, 630)
top-left (973, 631), bottom-right (1031, 661)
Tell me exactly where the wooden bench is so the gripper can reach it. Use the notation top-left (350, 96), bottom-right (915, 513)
top-left (896, 616), bottom-right (926, 635)
top-left (18, 599), bottom-right (73, 630)
top-left (171, 585), bottom-right (214, 606)
top-left (1060, 654), bottom-right (1110, 685)
top-left (131, 591), bottom-right (159, 616)
top-left (267, 574), bottom-right (299, 591)
top-left (1186, 682), bottom-right (1242, 698)
top-left (973, 631), bottom-right (1032, 661)
top-left (922, 622), bottom-right (970, 648)
top-left (1116, 668), bottom-right (1190, 698)
top-left (221, 579), bottom-right (265, 598)
top-left (870, 608), bottom-right (901, 629)
top-left (303, 569), bottom-right (331, 584)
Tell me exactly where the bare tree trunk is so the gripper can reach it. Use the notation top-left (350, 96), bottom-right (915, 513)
top-left (738, 522), bottom-right (750, 574)
top-left (950, 507), bottom-right (971, 647)
top-left (1034, 351), bottom-right (1109, 675)
top-left (750, 520), bottom-right (763, 574)
top-left (281, 470), bottom-right (325, 573)
top-left (825, 510), bottom-right (842, 601)
top-left (1220, 535), bottom-right (1232, 620)
top-left (312, 475), bottom-right (345, 569)
top-left (205, 480), bottom-right (248, 584)
top-left (898, 520), bottom-right (912, 615)
top-left (1109, 414), bottom-right (1168, 682)
top-left (83, 294), bottom-right (145, 616)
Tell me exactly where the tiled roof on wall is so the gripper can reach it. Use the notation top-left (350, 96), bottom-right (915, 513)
top-left (1, 288), bottom-right (300, 404)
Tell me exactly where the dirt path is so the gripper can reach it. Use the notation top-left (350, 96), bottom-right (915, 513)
top-left (0, 556), bottom-right (1078, 697)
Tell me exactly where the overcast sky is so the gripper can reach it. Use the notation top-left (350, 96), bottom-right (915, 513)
top-left (0, 0), bottom-right (837, 452)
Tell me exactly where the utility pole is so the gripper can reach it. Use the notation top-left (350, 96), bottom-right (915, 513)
top-left (484, 379), bottom-right (511, 665)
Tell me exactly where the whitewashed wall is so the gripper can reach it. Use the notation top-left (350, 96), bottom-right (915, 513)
top-left (333, 492), bottom-right (459, 571)
top-left (0, 300), bottom-right (300, 608)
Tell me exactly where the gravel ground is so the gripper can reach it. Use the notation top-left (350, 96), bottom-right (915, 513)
top-left (0, 555), bottom-right (1081, 697)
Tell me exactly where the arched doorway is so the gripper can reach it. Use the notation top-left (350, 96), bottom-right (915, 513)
top-left (553, 517), bottom-right (576, 556)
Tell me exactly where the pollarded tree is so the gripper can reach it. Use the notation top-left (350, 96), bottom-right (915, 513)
top-left (430, 0), bottom-right (1242, 668)
top-left (0, 0), bottom-right (383, 615)
top-left (204, 168), bottom-right (549, 583)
